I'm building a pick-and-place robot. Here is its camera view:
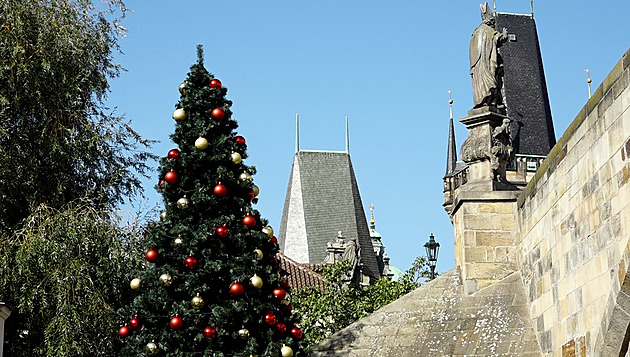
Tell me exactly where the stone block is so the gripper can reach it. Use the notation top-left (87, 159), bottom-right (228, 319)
top-left (465, 247), bottom-right (488, 262)
top-left (464, 215), bottom-right (503, 230)
top-left (476, 231), bottom-right (516, 247)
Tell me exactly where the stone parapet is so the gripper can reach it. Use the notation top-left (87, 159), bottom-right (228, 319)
top-left (516, 47), bottom-right (630, 356)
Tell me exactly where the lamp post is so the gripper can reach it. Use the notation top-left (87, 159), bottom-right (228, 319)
top-left (424, 233), bottom-right (440, 280)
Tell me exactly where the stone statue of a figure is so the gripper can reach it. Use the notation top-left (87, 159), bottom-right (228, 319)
top-left (491, 118), bottom-right (514, 180)
top-left (342, 237), bottom-right (359, 279)
top-left (470, 2), bottom-right (508, 109)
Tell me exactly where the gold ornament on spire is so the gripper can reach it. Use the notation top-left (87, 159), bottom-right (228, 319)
top-left (586, 68), bottom-right (592, 99)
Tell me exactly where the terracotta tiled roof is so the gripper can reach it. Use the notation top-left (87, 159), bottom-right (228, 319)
top-left (278, 252), bottom-right (327, 290)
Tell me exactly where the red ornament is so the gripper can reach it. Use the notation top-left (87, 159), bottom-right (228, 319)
top-left (203, 326), bottom-right (217, 338)
top-left (118, 325), bottom-right (130, 338)
top-left (211, 108), bottom-right (225, 120)
top-left (213, 183), bottom-right (227, 197)
top-left (184, 256), bottom-right (198, 270)
top-left (209, 79), bottom-right (222, 89)
top-left (271, 236), bottom-right (278, 244)
top-left (229, 282), bottom-right (244, 296)
top-left (216, 225), bottom-right (229, 238)
top-left (273, 287), bottom-right (287, 300)
top-left (291, 326), bottom-right (304, 339)
top-left (235, 136), bottom-right (246, 145)
top-left (170, 315), bottom-right (183, 330)
top-left (167, 148), bottom-right (180, 159)
top-left (280, 279), bottom-right (289, 288)
top-left (164, 170), bottom-right (178, 185)
top-left (287, 304), bottom-right (293, 312)
top-left (158, 179), bottom-right (166, 190)
top-left (276, 322), bottom-right (287, 333)
top-left (248, 191), bottom-right (255, 201)
top-left (146, 249), bottom-right (158, 263)
top-left (129, 316), bottom-right (140, 331)
top-left (264, 313), bottom-right (277, 325)
top-left (242, 214), bottom-right (256, 228)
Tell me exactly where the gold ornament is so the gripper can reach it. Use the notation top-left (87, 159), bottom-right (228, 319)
top-left (177, 197), bottom-right (189, 209)
top-left (231, 152), bottom-right (242, 164)
top-left (145, 341), bottom-right (158, 355)
top-left (254, 249), bottom-right (263, 260)
top-left (191, 294), bottom-right (204, 308)
top-left (195, 137), bottom-right (209, 150)
top-left (159, 273), bottom-right (173, 286)
top-left (252, 184), bottom-right (260, 197)
top-left (173, 108), bottom-right (186, 121)
top-left (178, 82), bottom-right (188, 94)
top-left (281, 345), bottom-right (294, 357)
top-left (238, 328), bottom-right (250, 338)
top-left (239, 172), bottom-right (252, 182)
top-left (262, 226), bottom-right (274, 238)
top-left (249, 274), bottom-right (263, 289)
top-left (130, 278), bottom-right (141, 290)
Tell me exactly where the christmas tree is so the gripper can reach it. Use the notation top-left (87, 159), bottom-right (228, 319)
top-left (119, 46), bottom-right (305, 357)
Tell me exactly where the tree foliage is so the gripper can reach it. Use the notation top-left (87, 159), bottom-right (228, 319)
top-left (0, 0), bottom-right (155, 355)
top-left (0, 0), bottom-right (155, 231)
top-left (0, 203), bottom-right (143, 356)
top-left (292, 257), bottom-right (435, 347)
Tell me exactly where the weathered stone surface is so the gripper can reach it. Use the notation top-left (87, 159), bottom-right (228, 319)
top-left (311, 270), bottom-right (542, 356)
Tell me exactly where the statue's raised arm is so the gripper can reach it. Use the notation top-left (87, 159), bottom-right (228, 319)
top-left (470, 2), bottom-right (508, 109)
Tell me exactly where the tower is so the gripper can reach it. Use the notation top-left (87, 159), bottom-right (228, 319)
top-left (496, 12), bottom-right (556, 181)
top-left (278, 116), bottom-right (380, 284)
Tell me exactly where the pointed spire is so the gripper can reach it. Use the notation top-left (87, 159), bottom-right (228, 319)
top-left (345, 116), bottom-right (349, 154)
top-left (445, 90), bottom-right (457, 178)
top-left (295, 113), bottom-right (300, 153)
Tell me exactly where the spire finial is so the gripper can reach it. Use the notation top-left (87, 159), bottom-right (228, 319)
top-left (448, 90), bottom-right (454, 120)
top-left (295, 113), bottom-right (300, 153)
top-left (493, 0), bottom-right (497, 15)
top-left (369, 204), bottom-right (375, 229)
top-left (345, 116), bottom-right (349, 154)
top-left (586, 69), bottom-right (592, 99)
top-left (531, 0), bottom-right (534, 18)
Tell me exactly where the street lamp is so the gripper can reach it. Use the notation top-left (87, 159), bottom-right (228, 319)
top-left (424, 233), bottom-right (440, 280)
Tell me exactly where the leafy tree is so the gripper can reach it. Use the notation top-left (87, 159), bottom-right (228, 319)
top-left (0, 0), bottom-right (154, 231)
top-left (0, 0), bottom-right (155, 355)
top-left (118, 47), bottom-right (306, 357)
top-left (0, 203), bottom-right (143, 356)
top-left (292, 257), bottom-right (435, 347)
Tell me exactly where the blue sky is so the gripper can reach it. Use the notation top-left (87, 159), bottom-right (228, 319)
top-left (108, 1), bottom-right (630, 275)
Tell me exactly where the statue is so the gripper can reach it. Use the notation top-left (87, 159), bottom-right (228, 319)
top-left (342, 237), bottom-right (359, 281)
top-left (470, 2), bottom-right (508, 109)
top-left (491, 118), bottom-right (514, 180)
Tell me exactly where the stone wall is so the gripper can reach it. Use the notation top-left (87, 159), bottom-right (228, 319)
top-left (516, 48), bottom-right (630, 356)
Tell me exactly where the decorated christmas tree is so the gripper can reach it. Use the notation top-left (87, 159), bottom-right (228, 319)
top-left (118, 46), bottom-right (305, 357)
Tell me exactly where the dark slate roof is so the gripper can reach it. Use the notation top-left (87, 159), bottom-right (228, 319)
top-left (278, 151), bottom-right (380, 281)
top-left (312, 270), bottom-right (542, 356)
top-left (497, 13), bottom-right (556, 156)
top-left (277, 252), bottom-right (326, 290)
top-left (444, 116), bottom-right (458, 178)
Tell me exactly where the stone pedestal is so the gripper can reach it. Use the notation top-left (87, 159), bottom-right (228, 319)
top-left (452, 107), bottom-right (520, 295)
top-left (452, 190), bottom-right (520, 295)
top-left (459, 107), bottom-right (515, 191)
